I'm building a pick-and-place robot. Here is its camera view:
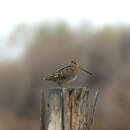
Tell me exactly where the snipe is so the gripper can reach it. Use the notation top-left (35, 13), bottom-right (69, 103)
top-left (44, 60), bottom-right (92, 87)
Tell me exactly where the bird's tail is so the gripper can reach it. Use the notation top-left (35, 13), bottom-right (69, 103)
top-left (44, 76), bottom-right (50, 80)
top-left (44, 75), bottom-right (55, 81)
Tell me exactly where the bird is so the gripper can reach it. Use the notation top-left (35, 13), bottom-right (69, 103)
top-left (44, 60), bottom-right (93, 87)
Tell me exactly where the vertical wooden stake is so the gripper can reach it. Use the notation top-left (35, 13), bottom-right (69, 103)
top-left (40, 89), bottom-right (46, 130)
top-left (40, 87), bottom-right (99, 130)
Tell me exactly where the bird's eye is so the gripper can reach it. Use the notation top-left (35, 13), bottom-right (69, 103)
top-left (71, 60), bottom-right (77, 64)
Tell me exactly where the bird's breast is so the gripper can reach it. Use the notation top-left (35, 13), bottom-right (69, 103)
top-left (64, 74), bottom-right (78, 83)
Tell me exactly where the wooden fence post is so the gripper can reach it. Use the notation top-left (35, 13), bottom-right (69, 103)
top-left (40, 87), bottom-right (99, 130)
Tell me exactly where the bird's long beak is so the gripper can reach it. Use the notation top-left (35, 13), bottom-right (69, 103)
top-left (79, 67), bottom-right (93, 75)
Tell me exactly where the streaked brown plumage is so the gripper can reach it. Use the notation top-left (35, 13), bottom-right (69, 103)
top-left (44, 60), bottom-right (92, 87)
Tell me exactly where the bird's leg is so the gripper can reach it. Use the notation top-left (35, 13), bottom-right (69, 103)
top-left (57, 82), bottom-right (63, 88)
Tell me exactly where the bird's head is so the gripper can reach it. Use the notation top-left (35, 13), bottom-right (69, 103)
top-left (70, 60), bottom-right (80, 69)
top-left (70, 60), bottom-right (93, 75)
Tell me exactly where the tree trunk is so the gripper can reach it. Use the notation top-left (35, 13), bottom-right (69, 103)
top-left (40, 87), bottom-right (99, 130)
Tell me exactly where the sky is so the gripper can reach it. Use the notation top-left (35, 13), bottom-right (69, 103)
top-left (0, 0), bottom-right (130, 61)
top-left (0, 0), bottom-right (130, 34)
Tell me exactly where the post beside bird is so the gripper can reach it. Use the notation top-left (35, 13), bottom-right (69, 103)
top-left (40, 87), bottom-right (100, 130)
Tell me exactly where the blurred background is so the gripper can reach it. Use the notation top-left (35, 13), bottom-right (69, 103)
top-left (0, 0), bottom-right (130, 130)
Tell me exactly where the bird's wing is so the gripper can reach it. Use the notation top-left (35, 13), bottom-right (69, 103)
top-left (57, 65), bottom-right (71, 72)
top-left (45, 72), bottom-right (59, 81)
top-left (58, 65), bottom-right (75, 77)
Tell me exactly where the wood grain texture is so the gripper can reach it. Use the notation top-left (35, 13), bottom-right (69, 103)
top-left (40, 87), bottom-right (99, 130)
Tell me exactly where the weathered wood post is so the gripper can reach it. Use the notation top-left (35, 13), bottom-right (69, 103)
top-left (40, 87), bottom-right (99, 130)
